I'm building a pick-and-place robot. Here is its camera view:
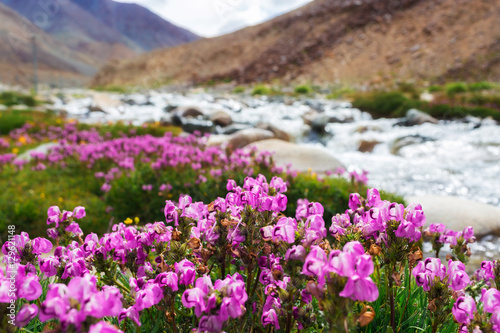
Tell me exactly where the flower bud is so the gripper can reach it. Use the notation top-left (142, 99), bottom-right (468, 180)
top-left (369, 244), bottom-right (381, 256)
top-left (358, 306), bottom-right (375, 327)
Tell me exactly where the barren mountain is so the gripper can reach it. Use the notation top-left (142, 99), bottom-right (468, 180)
top-left (92, 0), bottom-right (500, 88)
top-left (0, 0), bottom-right (199, 86)
top-left (0, 3), bottom-right (95, 86)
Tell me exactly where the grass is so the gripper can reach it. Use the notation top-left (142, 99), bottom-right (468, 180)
top-left (0, 110), bottom-right (59, 135)
top-left (0, 91), bottom-right (38, 107)
top-left (351, 81), bottom-right (500, 121)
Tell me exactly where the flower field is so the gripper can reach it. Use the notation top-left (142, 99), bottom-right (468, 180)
top-left (0, 112), bottom-right (499, 332)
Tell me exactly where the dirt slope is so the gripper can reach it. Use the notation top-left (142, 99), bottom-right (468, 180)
top-left (91, 0), bottom-right (500, 88)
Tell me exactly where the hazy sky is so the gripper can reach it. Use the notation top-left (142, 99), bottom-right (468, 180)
top-left (115, 0), bottom-right (313, 37)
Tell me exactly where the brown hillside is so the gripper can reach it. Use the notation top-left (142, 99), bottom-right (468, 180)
top-left (92, 0), bottom-right (500, 88)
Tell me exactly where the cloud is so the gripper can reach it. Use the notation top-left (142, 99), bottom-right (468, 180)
top-left (114, 0), bottom-right (313, 37)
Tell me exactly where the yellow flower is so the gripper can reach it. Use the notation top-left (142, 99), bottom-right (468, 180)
top-left (124, 218), bottom-right (133, 225)
top-left (40, 193), bottom-right (45, 199)
top-left (12, 147), bottom-right (19, 154)
top-left (56, 119), bottom-right (62, 124)
top-left (18, 136), bottom-right (26, 144)
top-left (58, 197), bottom-right (64, 203)
top-left (134, 217), bottom-right (140, 224)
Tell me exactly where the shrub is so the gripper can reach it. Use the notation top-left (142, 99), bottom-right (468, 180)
top-left (0, 91), bottom-right (38, 107)
top-left (428, 85), bottom-right (443, 93)
top-left (233, 86), bottom-right (245, 94)
top-left (352, 91), bottom-right (412, 118)
top-left (294, 84), bottom-right (313, 95)
top-left (445, 82), bottom-right (468, 97)
top-left (251, 84), bottom-right (272, 96)
top-left (468, 81), bottom-right (495, 92)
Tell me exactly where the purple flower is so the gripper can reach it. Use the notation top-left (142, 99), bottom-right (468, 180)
top-left (175, 259), bottom-right (196, 286)
top-left (40, 257), bottom-right (60, 277)
top-left (89, 321), bottom-right (124, 333)
top-left (31, 237), bottom-right (52, 255)
top-left (262, 309), bottom-right (280, 329)
top-left (405, 203), bottom-right (426, 227)
top-left (429, 223), bottom-right (446, 233)
top-left (339, 274), bottom-right (379, 302)
top-left (164, 200), bottom-right (179, 226)
top-left (452, 296), bottom-right (476, 324)
top-left (463, 226), bottom-right (475, 243)
top-left (119, 306), bottom-right (141, 326)
top-left (15, 304), bottom-right (38, 327)
top-left (285, 245), bottom-right (306, 261)
top-left (73, 206), bottom-right (86, 219)
top-left (366, 188), bottom-right (381, 207)
top-left (270, 176), bottom-right (287, 193)
top-left (481, 288), bottom-right (500, 313)
top-left (348, 193), bottom-right (361, 211)
top-left (155, 272), bottom-right (179, 291)
top-left (182, 287), bottom-right (207, 316)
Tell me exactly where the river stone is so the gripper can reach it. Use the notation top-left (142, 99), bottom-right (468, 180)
top-left (358, 140), bottom-right (381, 153)
top-left (210, 111), bottom-right (233, 127)
top-left (228, 129), bottom-right (274, 149)
top-left (173, 106), bottom-right (205, 118)
top-left (390, 135), bottom-right (433, 155)
top-left (181, 119), bottom-right (214, 134)
top-left (407, 196), bottom-right (500, 237)
top-left (89, 92), bottom-right (122, 113)
top-left (245, 139), bottom-right (345, 174)
top-left (206, 134), bottom-right (230, 146)
top-left (256, 123), bottom-right (293, 142)
top-left (404, 109), bottom-right (438, 126)
top-left (221, 124), bottom-right (252, 135)
top-left (17, 143), bottom-right (59, 161)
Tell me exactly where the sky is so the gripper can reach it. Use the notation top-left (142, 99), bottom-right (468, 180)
top-left (115, 0), bottom-right (313, 37)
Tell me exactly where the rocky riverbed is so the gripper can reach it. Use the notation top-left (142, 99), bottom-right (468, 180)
top-left (50, 89), bottom-right (500, 263)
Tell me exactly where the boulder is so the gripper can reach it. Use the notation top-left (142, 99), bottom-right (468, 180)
top-left (176, 106), bottom-right (205, 118)
top-left (245, 139), bottom-right (345, 174)
top-left (397, 109), bottom-right (438, 126)
top-left (256, 123), bottom-right (293, 142)
top-left (89, 92), bottom-right (123, 113)
top-left (228, 129), bottom-right (274, 149)
top-left (206, 134), bottom-right (230, 146)
top-left (311, 114), bottom-right (329, 134)
top-left (407, 196), bottom-right (500, 237)
top-left (17, 143), bottom-right (59, 161)
top-left (210, 111), bottom-right (233, 127)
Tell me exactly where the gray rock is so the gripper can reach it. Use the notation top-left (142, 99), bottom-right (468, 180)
top-left (228, 129), bottom-right (274, 149)
top-left (407, 196), bottom-right (500, 237)
top-left (221, 124), bottom-right (252, 135)
top-left (246, 139), bottom-right (344, 174)
top-left (181, 119), bottom-right (214, 134)
top-left (391, 135), bottom-right (434, 155)
top-left (17, 143), bottom-right (59, 161)
top-left (398, 109), bottom-right (439, 126)
top-left (164, 105), bottom-right (178, 113)
top-left (311, 114), bottom-right (329, 134)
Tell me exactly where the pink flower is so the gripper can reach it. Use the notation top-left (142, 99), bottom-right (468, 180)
top-left (15, 304), bottom-right (38, 327)
top-left (481, 288), bottom-right (500, 313)
top-left (73, 206), bottom-right (86, 219)
top-left (89, 321), bottom-right (124, 333)
top-left (452, 296), bottom-right (476, 324)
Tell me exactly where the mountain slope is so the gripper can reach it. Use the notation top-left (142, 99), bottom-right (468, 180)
top-left (0, 3), bottom-right (96, 86)
top-left (0, 0), bottom-right (199, 85)
top-left (91, 0), bottom-right (500, 87)
top-left (70, 0), bottom-right (199, 51)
